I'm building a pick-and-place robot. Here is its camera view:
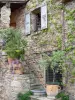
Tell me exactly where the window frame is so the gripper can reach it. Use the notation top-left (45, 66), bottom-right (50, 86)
top-left (32, 7), bottom-right (41, 32)
top-left (25, 4), bottom-right (48, 35)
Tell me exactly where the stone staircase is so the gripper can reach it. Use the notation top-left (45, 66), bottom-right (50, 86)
top-left (30, 96), bottom-right (56, 100)
top-left (31, 68), bottom-right (45, 88)
top-left (26, 57), bottom-right (45, 89)
top-left (26, 57), bottom-right (56, 100)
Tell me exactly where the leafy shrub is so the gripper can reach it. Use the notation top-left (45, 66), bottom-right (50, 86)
top-left (56, 92), bottom-right (69, 100)
top-left (0, 28), bottom-right (27, 60)
top-left (39, 50), bottom-right (65, 83)
top-left (17, 91), bottom-right (33, 100)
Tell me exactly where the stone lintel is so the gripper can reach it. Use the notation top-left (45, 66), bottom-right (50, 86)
top-left (62, 0), bottom-right (72, 3)
top-left (0, 0), bottom-right (27, 3)
top-left (0, 0), bottom-right (29, 9)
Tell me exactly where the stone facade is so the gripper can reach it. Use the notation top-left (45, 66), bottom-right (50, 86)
top-left (0, 2), bottom-right (31, 100)
top-left (1, 5), bottom-right (11, 28)
top-left (0, 60), bottom-right (30, 100)
top-left (4, 73), bottom-right (30, 100)
top-left (0, 0), bottom-right (75, 100)
top-left (17, 0), bottom-right (75, 99)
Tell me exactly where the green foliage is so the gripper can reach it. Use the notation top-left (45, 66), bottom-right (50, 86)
top-left (17, 91), bottom-right (33, 100)
top-left (56, 36), bottom-right (62, 49)
top-left (39, 53), bottom-right (51, 69)
top-left (71, 68), bottom-right (75, 77)
top-left (65, 45), bottom-right (73, 52)
top-left (56, 92), bottom-right (69, 100)
top-left (69, 78), bottom-right (75, 84)
top-left (0, 28), bottom-right (27, 60)
top-left (39, 50), bottom-right (65, 70)
top-left (39, 50), bottom-right (65, 83)
top-left (63, 8), bottom-right (75, 85)
top-left (51, 51), bottom-right (65, 69)
top-left (65, 9), bottom-right (75, 21)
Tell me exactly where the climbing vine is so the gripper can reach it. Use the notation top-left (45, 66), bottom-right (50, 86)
top-left (26, 0), bottom-right (75, 85)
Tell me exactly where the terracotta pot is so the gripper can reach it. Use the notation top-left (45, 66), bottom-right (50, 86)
top-left (15, 69), bottom-right (23, 74)
top-left (8, 57), bottom-right (14, 64)
top-left (46, 84), bottom-right (61, 98)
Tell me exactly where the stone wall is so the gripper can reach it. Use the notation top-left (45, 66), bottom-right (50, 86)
top-left (0, 5), bottom-right (30, 100)
top-left (12, 6), bottom-right (45, 89)
top-left (4, 73), bottom-right (30, 100)
top-left (0, 0), bottom-right (75, 100)
top-left (0, 61), bottom-right (30, 100)
top-left (0, 66), bottom-right (7, 100)
top-left (1, 5), bottom-right (11, 28)
top-left (14, 0), bottom-right (75, 99)
top-left (15, 0), bottom-right (62, 89)
top-left (64, 1), bottom-right (75, 99)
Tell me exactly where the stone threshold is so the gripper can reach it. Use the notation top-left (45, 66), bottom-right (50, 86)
top-left (30, 96), bottom-right (56, 100)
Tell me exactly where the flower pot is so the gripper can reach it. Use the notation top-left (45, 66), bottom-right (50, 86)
top-left (15, 69), bottom-right (23, 74)
top-left (13, 62), bottom-right (23, 74)
top-left (46, 84), bottom-right (61, 98)
top-left (8, 57), bottom-right (14, 64)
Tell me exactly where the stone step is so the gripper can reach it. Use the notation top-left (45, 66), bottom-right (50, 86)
top-left (30, 96), bottom-right (55, 100)
top-left (30, 83), bottom-right (43, 89)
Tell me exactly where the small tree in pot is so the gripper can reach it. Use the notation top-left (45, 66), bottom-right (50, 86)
top-left (39, 50), bottom-right (65, 98)
top-left (0, 28), bottom-right (27, 74)
top-left (0, 28), bottom-right (27, 61)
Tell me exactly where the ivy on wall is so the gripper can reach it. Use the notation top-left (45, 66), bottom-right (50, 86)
top-left (26, 0), bottom-right (63, 52)
top-left (25, 0), bottom-right (75, 85)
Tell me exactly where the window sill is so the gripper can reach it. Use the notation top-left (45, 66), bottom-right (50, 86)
top-left (32, 30), bottom-right (42, 36)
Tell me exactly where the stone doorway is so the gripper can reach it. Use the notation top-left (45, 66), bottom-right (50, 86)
top-left (10, 3), bottom-right (26, 28)
top-left (10, 10), bottom-right (16, 28)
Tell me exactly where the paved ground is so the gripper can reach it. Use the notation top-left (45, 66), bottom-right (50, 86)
top-left (31, 96), bottom-right (56, 100)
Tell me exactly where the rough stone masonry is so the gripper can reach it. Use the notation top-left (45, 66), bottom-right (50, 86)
top-left (0, 3), bottom-right (31, 100)
top-left (0, 0), bottom-right (75, 100)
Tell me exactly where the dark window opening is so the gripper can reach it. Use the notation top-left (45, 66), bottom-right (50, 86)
top-left (46, 66), bottom-right (53, 83)
top-left (46, 66), bottom-right (62, 88)
top-left (32, 8), bottom-right (41, 31)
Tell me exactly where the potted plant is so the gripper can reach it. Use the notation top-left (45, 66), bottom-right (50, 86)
top-left (39, 50), bottom-right (65, 98)
top-left (0, 28), bottom-right (27, 74)
top-left (0, 28), bottom-right (27, 61)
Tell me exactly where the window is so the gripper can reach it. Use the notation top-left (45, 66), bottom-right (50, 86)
top-left (32, 5), bottom-right (47, 32)
top-left (46, 66), bottom-right (53, 83)
top-left (32, 8), bottom-right (41, 31)
top-left (25, 5), bottom-right (47, 34)
top-left (46, 66), bottom-right (62, 85)
top-left (45, 51), bottom-right (62, 85)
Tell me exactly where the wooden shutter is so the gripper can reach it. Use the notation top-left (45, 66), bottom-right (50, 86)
top-left (41, 5), bottom-right (47, 30)
top-left (25, 13), bottom-right (30, 35)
